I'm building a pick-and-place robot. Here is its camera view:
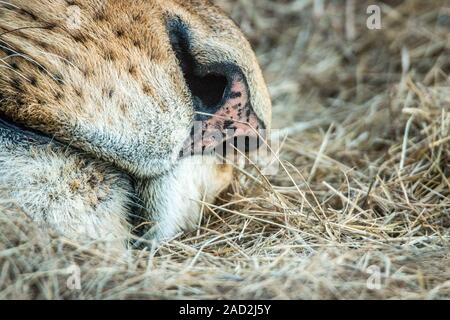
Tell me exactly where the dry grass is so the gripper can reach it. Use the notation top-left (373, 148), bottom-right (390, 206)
top-left (1, 0), bottom-right (449, 299)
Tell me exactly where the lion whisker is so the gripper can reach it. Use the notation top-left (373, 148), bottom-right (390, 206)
top-left (0, 63), bottom-right (30, 81)
top-left (0, 25), bottom-right (54, 38)
top-left (0, 40), bottom-right (63, 83)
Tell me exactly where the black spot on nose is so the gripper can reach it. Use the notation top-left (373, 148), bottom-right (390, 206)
top-left (166, 17), bottom-right (228, 116)
top-left (223, 119), bottom-right (235, 130)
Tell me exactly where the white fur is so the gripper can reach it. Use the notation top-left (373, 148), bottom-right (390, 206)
top-left (137, 156), bottom-right (233, 241)
top-left (0, 138), bottom-right (132, 249)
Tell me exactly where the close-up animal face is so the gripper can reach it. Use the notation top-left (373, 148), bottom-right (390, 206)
top-left (1, 0), bottom-right (449, 302)
top-left (0, 0), bottom-right (271, 177)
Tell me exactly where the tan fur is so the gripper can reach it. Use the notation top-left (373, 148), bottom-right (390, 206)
top-left (0, 0), bottom-right (272, 247)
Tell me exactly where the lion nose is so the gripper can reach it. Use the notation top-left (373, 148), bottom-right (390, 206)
top-left (191, 67), bottom-right (265, 154)
top-left (167, 18), bottom-right (265, 157)
top-left (181, 65), bottom-right (265, 157)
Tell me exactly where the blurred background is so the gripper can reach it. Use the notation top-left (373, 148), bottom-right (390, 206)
top-left (211, 0), bottom-right (450, 213)
top-left (213, 0), bottom-right (450, 149)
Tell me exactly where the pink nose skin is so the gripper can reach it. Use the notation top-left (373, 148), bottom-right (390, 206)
top-left (181, 73), bottom-right (264, 157)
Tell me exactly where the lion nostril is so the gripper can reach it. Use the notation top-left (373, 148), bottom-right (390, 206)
top-left (185, 72), bottom-right (228, 110)
top-left (167, 17), bottom-right (228, 113)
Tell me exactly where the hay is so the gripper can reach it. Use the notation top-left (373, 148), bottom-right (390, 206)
top-left (0, 0), bottom-right (449, 299)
